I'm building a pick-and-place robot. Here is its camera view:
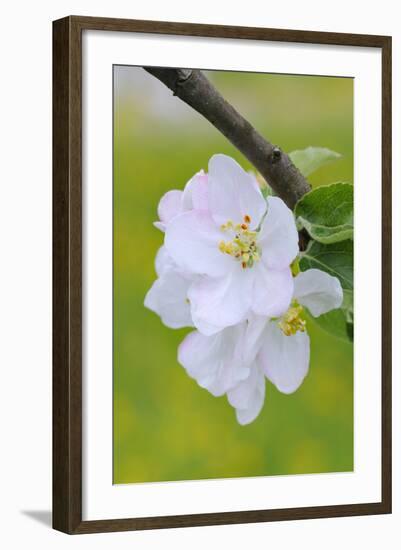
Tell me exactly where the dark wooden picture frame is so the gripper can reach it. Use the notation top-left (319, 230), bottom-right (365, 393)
top-left (53, 15), bottom-right (392, 534)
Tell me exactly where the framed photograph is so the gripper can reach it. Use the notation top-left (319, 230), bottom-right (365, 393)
top-left (53, 16), bottom-right (392, 534)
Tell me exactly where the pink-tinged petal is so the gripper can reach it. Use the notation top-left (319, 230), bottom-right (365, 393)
top-left (182, 170), bottom-right (209, 211)
top-left (294, 269), bottom-right (343, 317)
top-left (259, 321), bottom-right (310, 394)
top-left (144, 269), bottom-right (193, 329)
top-left (178, 325), bottom-right (250, 397)
top-left (165, 210), bottom-right (231, 277)
top-left (227, 365), bottom-right (265, 425)
top-left (188, 267), bottom-right (254, 335)
top-left (157, 189), bottom-right (183, 224)
top-left (251, 264), bottom-right (293, 317)
top-left (191, 173), bottom-right (209, 211)
top-left (208, 154), bottom-right (266, 228)
top-left (259, 197), bottom-right (299, 269)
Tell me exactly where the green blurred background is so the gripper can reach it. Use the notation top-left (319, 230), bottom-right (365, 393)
top-left (113, 67), bottom-right (353, 484)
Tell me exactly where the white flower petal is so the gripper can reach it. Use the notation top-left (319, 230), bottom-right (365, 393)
top-left (242, 314), bottom-right (269, 366)
top-left (178, 324), bottom-right (250, 397)
top-left (155, 245), bottom-right (176, 276)
top-left (153, 221), bottom-right (166, 232)
top-left (182, 170), bottom-right (209, 211)
top-left (157, 189), bottom-right (183, 224)
top-left (228, 365), bottom-right (265, 425)
top-left (188, 315), bottom-right (222, 336)
top-left (259, 196), bottom-right (299, 270)
top-left (208, 154), bottom-right (266, 228)
top-left (144, 269), bottom-right (193, 329)
top-left (251, 264), bottom-right (294, 317)
top-left (259, 321), bottom-right (310, 394)
top-left (188, 268), bottom-right (254, 335)
top-left (154, 245), bottom-right (193, 281)
top-left (294, 269), bottom-right (343, 317)
top-left (165, 210), bottom-right (231, 277)
top-left (236, 403), bottom-right (263, 426)
top-left (191, 174), bottom-right (209, 211)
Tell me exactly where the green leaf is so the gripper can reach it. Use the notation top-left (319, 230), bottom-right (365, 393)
top-left (299, 240), bottom-right (353, 342)
top-left (307, 308), bottom-right (352, 343)
top-left (309, 288), bottom-right (353, 342)
top-left (295, 182), bottom-right (353, 244)
top-left (289, 146), bottom-right (342, 177)
top-left (341, 288), bottom-right (353, 312)
top-left (299, 240), bottom-right (353, 290)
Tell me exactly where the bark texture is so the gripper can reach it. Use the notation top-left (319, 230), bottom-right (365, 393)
top-left (144, 67), bottom-right (311, 209)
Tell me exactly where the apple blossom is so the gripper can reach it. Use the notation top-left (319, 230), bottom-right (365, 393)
top-left (144, 154), bottom-right (344, 426)
top-left (178, 268), bottom-right (343, 424)
top-left (165, 154), bottom-right (299, 335)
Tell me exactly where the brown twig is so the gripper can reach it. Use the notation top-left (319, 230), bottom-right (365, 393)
top-left (144, 67), bottom-right (311, 209)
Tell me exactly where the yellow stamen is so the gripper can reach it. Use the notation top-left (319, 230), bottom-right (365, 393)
top-left (225, 243), bottom-right (234, 255)
top-left (218, 218), bottom-right (262, 268)
top-left (278, 305), bottom-right (306, 336)
top-left (220, 220), bottom-right (234, 232)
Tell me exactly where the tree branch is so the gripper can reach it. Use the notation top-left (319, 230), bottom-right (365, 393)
top-left (144, 67), bottom-right (311, 209)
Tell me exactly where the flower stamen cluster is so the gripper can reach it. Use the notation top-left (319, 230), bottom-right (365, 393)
top-left (218, 215), bottom-right (261, 269)
top-left (278, 304), bottom-right (306, 336)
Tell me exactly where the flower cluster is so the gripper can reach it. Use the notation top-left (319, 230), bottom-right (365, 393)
top-left (145, 154), bottom-right (343, 424)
